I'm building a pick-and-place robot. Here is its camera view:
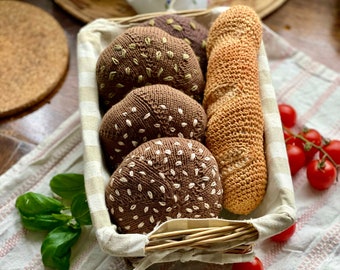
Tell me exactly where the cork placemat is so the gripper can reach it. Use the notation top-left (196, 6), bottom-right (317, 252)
top-left (0, 1), bottom-right (69, 118)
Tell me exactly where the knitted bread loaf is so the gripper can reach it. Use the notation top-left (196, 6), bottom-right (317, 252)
top-left (105, 137), bottom-right (223, 234)
top-left (96, 26), bottom-right (205, 112)
top-left (99, 84), bottom-right (207, 171)
top-left (141, 14), bottom-right (208, 74)
top-left (203, 5), bottom-right (267, 215)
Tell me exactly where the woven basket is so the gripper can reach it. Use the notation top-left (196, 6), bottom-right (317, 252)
top-left (77, 6), bottom-right (295, 269)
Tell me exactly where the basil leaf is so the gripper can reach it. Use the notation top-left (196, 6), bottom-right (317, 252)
top-left (71, 193), bottom-right (92, 226)
top-left (50, 174), bottom-right (85, 200)
top-left (20, 213), bottom-right (71, 231)
top-left (15, 192), bottom-right (64, 216)
top-left (41, 225), bottom-right (81, 270)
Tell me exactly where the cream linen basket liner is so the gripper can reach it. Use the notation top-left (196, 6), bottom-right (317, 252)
top-left (77, 6), bottom-right (296, 269)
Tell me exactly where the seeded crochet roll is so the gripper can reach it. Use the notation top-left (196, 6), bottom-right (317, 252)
top-left (99, 84), bottom-right (207, 171)
top-left (141, 14), bottom-right (208, 74)
top-left (96, 26), bottom-right (205, 112)
top-left (203, 5), bottom-right (267, 215)
top-left (105, 137), bottom-right (223, 234)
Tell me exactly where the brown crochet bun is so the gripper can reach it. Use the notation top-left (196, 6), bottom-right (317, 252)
top-left (96, 26), bottom-right (205, 112)
top-left (105, 137), bottom-right (223, 234)
top-left (99, 84), bottom-right (207, 171)
top-left (203, 5), bottom-right (267, 215)
top-left (141, 14), bottom-right (208, 74)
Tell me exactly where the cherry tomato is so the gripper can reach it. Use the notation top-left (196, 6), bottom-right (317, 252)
top-left (306, 159), bottom-right (337, 190)
top-left (320, 139), bottom-right (340, 165)
top-left (232, 256), bottom-right (264, 270)
top-left (278, 104), bottom-right (297, 128)
top-left (295, 128), bottom-right (323, 163)
top-left (286, 144), bottom-right (306, 176)
top-left (270, 223), bottom-right (296, 242)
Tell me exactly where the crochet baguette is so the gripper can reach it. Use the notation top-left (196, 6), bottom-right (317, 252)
top-left (203, 5), bottom-right (267, 215)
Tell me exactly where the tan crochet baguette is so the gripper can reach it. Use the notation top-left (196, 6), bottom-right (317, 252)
top-left (203, 5), bottom-right (267, 215)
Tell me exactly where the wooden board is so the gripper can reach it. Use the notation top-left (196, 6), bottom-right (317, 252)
top-left (54, 0), bottom-right (137, 23)
top-left (54, 0), bottom-right (286, 23)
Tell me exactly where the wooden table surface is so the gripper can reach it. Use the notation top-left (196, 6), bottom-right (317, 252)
top-left (0, 0), bottom-right (339, 175)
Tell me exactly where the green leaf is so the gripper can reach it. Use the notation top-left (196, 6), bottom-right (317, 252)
top-left (71, 193), bottom-right (92, 226)
top-left (41, 225), bottom-right (81, 270)
top-left (15, 192), bottom-right (64, 216)
top-left (50, 174), bottom-right (85, 200)
top-left (20, 213), bottom-right (72, 231)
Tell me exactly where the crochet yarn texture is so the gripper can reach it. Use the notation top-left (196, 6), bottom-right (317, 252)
top-left (203, 5), bottom-right (267, 215)
top-left (96, 26), bottom-right (205, 112)
top-left (141, 14), bottom-right (208, 74)
top-left (105, 137), bottom-right (223, 234)
top-left (99, 84), bottom-right (207, 171)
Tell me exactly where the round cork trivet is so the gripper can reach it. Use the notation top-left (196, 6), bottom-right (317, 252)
top-left (0, 1), bottom-right (69, 118)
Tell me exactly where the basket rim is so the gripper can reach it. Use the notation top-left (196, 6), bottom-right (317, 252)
top-left (145, 222), bottom-right (258, 253)
top-left (77, 6), bottom-right (296, 266)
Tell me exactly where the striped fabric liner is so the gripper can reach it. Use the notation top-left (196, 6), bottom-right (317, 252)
top-left (77, 7), bottom-right (295, 267)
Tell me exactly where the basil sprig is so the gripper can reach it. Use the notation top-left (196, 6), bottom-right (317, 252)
top-left (41, 226), bottom-right (81, 270)
top-left (15, 173), bottom-right (91, 270)
top-left (71, 192), bottom-right (92, 226)
top-left (16, 192), bottom-right (64, 216)
top-left (50, 173), bottom-right (85, 200)
top-left (20, 213), bottom-right (72, 231)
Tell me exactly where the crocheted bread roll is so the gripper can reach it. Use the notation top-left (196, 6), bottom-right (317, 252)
top-left (141, 14), bottom-right (208, 74)
top-left (99, 84), bottom-right (207, 171)
top-left (105, 137), bottom-right (223, 234)
top-left (203, 5), bottom-right (267, 215)
top-left (96, 26), bottom-right (205, 112)
top-left (205, 5), bottom-right (262, 57)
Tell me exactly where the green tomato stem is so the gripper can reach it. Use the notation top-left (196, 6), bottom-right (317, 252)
top-left (284, 127), bottom-right (339, 182)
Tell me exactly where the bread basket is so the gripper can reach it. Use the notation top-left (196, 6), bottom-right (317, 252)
top-left (77, 6), bottom-right (296, 269)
